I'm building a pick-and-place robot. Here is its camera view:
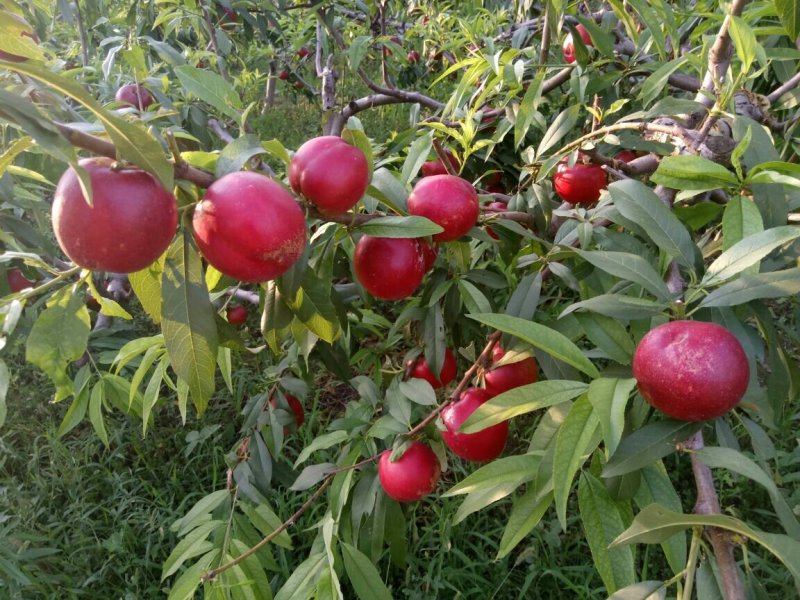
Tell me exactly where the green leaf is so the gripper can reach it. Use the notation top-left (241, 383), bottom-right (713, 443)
top-left (0, 61), bottom-right (173, 190)
top-left (459, 380), bottom-right (589, 433)
top-left (651, 156), bottom-right (739, 192)
top-left (469, 314), bottom-right (599, 378)
top-left (166, 549), bottom-right (219, 600)
top-left (0, 360), bottom-right (6, 429)
top-left (355, 216), bottom-right (443, 238)
top-left (293, 431), bottom-right (349, 468)
top-left (729, 16), bottom-right (759, 73)
top-left (504, 272), bottom-right (542, 321)
top-left (398, 378), bottom-right (437, 406)
top-left (161, 234), bottom-right (218, 415)
top-left (445, 454), bottom-right (541, 497)
top-left (239, 503), bottom-right (293, 550)
top-left (175, 66), bottom-right (243, 123)
top-left (284, 269), bottom-right (340, 344)
top-left (722, 195), bottom-right (764, 251)
top-left (694, 446), bottom-right (800, 539)
top-left (574, 312), bottom-right (636, 365)
top-left (554, 394), bottom-right (600, 529)
top-left (273, 552), bottom-right (327, 600)
top-left (625, 0), bottom-right (667, 59)
top-left (171, 489), bottom-right (229, 536)
top-left (341, 542), bottom-right (392, 600)
top-left (607, 581), bottom-right (665, 600)
top-left (639, 57), bottom-right (688, 107)
top-left (589, 378), bottom-right (636, 456)
top-left (776, 0), bottom-right (800, 38)
top-left (561, 294), bottom-right (669, 321)
top-left (573, 249), bottom-right (672, 301)
top-left (608, 180), bottom-right (696, 267)
top-left (698, 268), bottom-right (800, 308)
top-left (227, 539), bottom-right (275, 600)
top-left (458, 279), bottom-right (492, 314)
top-left (88, 381), bottom-right (109, 447)
top-left (347, 35), bottom-right (373, 72)
top-left (701, 226), bottom-right (800, 287)
top-left (262, 282), bottom-right (292, 354)
top-left (603, 420), bottom-right (703, 478)
top-left (497, 488), bottom-right (554, 559)
top-left (162, 520), bottom-right (224, 580)
top-left (537, 105), bottom-right (581, 156)
top-left (55, 368), bottom-right (91, 438)
top-left (400, 132), bottom-right (433, 184)
top-left (215, 134), bottom-right (270, 178)
top-left (610, 504), bottom-right (800, 592)
top-left (633, 463), bottom-right (686, 573)
top-left (578, 473), bottom-right (636, 593)
top-left (25, 291), bottom-right (91, 401)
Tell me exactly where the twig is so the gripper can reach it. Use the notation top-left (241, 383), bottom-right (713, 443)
top-left (201, 4), bottom-right (230, 82)
top-left (767, 70), bottom-right (800, 103)
top-left (694, 0), bottom-right (748, 108)
top-left (74, 0), bottom-right (90, 67)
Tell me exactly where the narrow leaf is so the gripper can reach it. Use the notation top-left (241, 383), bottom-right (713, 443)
top-left (603, 420), bottom-right (702, 478)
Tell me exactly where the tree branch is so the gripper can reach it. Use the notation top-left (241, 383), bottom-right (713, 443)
top-left (694, 0), bottom-right (748, 107)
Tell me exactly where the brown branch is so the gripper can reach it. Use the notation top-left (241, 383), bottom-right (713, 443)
top-left (201, 4), bottom-right (230, 82)
top-left (694, 0), bottom-right (748, 108)
top-left (767, 70), bottom-right (800, 104)
top-left (74, 0), bottom-right (90, 67)
top-left (538, 6), bottom-right (550, 64)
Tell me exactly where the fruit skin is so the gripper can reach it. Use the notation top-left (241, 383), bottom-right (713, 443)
top-left (6, 268), bottom-right (34, 292)
top-left (226, 305), bottom-right (248, 325)
top-left (615, 150), bottom-right (639, 163)
top-left (353, 236), bottom-right (425, 300)
top-left (553, 155), bottom-right (607, 205)
top-left (289, 136), bottom-right (370, 213)
top-left (485, 346), bottom-right (538, 397)
top-left (407, 175), bottom-right (479, 242)
top-left (441, 388), bottom-right (508, 461)
top-left (270, 393), bottom-right (305, 429)
top-left (192, 171), bottom-right (306, 282)
top-left (0, 12), bottom-right (39, 62)
top-left (52, 157), bottom-right (178, 273)
top-left (297, 47), bottom-right (309, 58)
top-left (562, 24), bottom-right (592, 64)
top-left (407, 347), bottom-right (458, 389)
top-left (632, 320), bottom-right (750, 422)
top-left (407, 50), bottom-right (420, 63)
top-left (278, 70), bottom-right (289, 80)
top-left (485, 201), bottom-right (508, 240)
top-left (115, 83), bottom-right (154, 111)
top-left (378, 441), bottom-right (441, 502)
top-left (419, 240), bottom-right (439, 271)
top-left (420, 151), bottom-right (458, 177)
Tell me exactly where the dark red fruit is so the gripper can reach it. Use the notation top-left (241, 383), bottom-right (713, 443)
top-left (420, 151), bottom-right (458, 177)
top-left (615, 150), bottom-right (639, 163)
top-left (441, 388), bottom-right (508, 461)
top-left (270, 393), bottom-right (305, 429)
top-left (407, 50), bottom-right (420, 63)
top-left (297, 47), bottom-right (309, 58)
top-left (419, 239), bottom-right (439, 271)
top-left (192, 171), bottom-right (306, 282)
top-left (353, 236), bottom-right (425, 300)
top-left (289, 136), bottom-right (370, 213)
top-left (553, 155), bottom-right (607, 205)
top-left (485, 201), bottom-right (508, 240)
top-left (115, 83), bottom-right (154, 111)
top-left (563, 24), bottom-right (592, 64)
top-left (632, 320), bottom-right (750, 422)
top-left (407, 347), bottom-right (457, 389)
top-left (86, 291), bottom-right (101, 311)
top-left (485, 346), bottom-right (538, 396)
top-left (0, 12), bottom-right (39, 62)
top-left (278, 70), bottom-right (289, 80)
top-left (52, 157), bottom-right (177, 273)
top-left (407, 175), bottom-right (479, 242)
top-left (226, 305), bottom-right (248, 325)
top-left (6, 268), bottom-right (34, 292)
top-left (378, 441), bottom-right (441, 502)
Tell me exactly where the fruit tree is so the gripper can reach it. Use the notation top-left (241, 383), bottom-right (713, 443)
top-left (1, 1), bottom-right (800, 599)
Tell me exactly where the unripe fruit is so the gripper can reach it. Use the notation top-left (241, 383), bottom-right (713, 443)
top-left (632, 320), bottom-right (750, 421)
top-left (407, 347), bottom-right (458, 389)
top-left (553, 155), bottom-right (607, 205)
top-left (562, 24), bottom-right (592, 64)
top-left (0, 12), bottom-right (39, 62)
top-left (52, 157), bottom-right (178, 273)
top-left (270, 393), bottom-right (305, 429)
top-left (6, 268), bottom-right (34, 292)
top-left (378, 441), bottom-right (441, 502)
top-left (407, 175), bottom-right (479, 242)
top-left (289, 136), bottom-right (370, 213)
top-left (115, 83), bottom-right (154, 111)
top-left (226, 305), bottom-right (248, 325)
top-left (441, 388), bottom-right (508, 461)
top-left (485, 346), bottom-right (538, 396)
top-left (407, 50), bottom-right (420, 63)
top-left (192, 171), bottom-right (306, 282)
top-left (353, 236), bottom-right (425, 300)
top-left (420, 151), bottom-right (458, 177)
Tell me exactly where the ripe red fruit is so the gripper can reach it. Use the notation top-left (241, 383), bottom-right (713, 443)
top-left (420, 151), bottom-right (458, 177)
top-left (485, 200), bottom-right (508, 240)
top-left (553, 155), bottom-right (607, 205)
top-left (52, 157), bottom-right (177, 273)
top-left (270, 393), bottom-right (305, 429)
top-left (289, 136), bottom-right (370, 213)
top-left (562, 24), bottom-right (593, 64)
top-left (278, 70), bottom-right (289, 80)
top-left (115, 83), bottom-right (154, 111)
top-left (226, 305), bottom-right (248, 325)
top-left (485, 346), bottom-right (538, 396)
top-left (442, 388), bottom-right (508, 461)
top-left (353, 236), bottom-right (425, 300)
top-left (192, 171), bottom-right (306, 282)
top-left (615, 150), bottom-right (639, 163)
top-left (407, 50), bottom-right (420, 63)
top-left (222, 6), bottom-right (237, 22)
top-left (378, 441), bottom-right (441, 502)
top-left (297, 47), bottom-right (309, 59)
top-left (407, 347), bottom-right (457, 389)
top-left (86, 291), bottom-right (101, 311)
top-left (419, 239), bottom-right (439, 271)
top-left (6, 268), bottom-right (34, 292)
top-left (0, 12), bottom-right (39, 62)
top-left (407, 175), bottom-right (479, 242)
top-left (633, 320), bottom-right (750, 422)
